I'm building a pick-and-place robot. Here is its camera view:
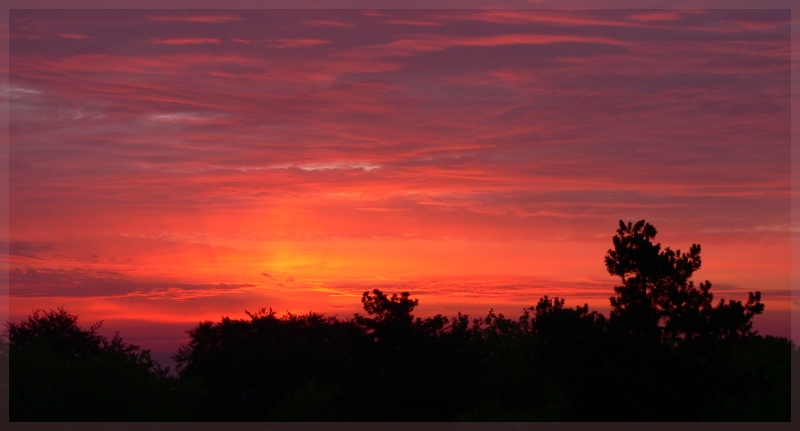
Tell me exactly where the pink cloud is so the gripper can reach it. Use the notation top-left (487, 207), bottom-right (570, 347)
top-left (384, 19), bottom-right (443, 26)
top-left (435, 10), bottom-right (635, 28)
top-left (304, 19), bottom-right (354, 27)
top-left (337, 32), bottom-right (631, 61)
top-left (58, 33), bottom-right (89, 39)
top-left (265, 38), bottom-right (330, 49)
top-left (149, 38), bottom-right (221, 45)
top-left (361, 11), bottom-right (388, 18)
top-left (146, 14), bottom-right (241, 23)
top-left (627, 11), bottom-right (687, 22)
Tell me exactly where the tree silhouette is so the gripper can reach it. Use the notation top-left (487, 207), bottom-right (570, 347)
top-left (606, 220), bottom-right (763, 343)
top-left (4, 307), bottom-right (188, 420)
top-left (6, 306), bottom-right (160, 371)
top-left (354, 289), bottom-right (418, 349)
top-left (7, 221), bottom-right (791, 421)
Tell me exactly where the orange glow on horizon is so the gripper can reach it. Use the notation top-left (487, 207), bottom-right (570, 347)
top-left (7, 9), bottom-right (792, 358)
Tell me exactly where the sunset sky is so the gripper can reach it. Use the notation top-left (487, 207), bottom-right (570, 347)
top-left (6, 8), bottom-right (793, 365)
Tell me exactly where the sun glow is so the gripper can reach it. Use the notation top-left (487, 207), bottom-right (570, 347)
top-left (7, 9), bottom-right (791, 355)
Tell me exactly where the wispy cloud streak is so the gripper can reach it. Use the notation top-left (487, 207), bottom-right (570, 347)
top-left (149, 38), bottom-right (221, 45)
top-left (147, 14), bottom-right (242, 23)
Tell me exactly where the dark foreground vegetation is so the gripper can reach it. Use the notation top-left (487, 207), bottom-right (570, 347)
top-left (4, 220), bottom-right (797, 421)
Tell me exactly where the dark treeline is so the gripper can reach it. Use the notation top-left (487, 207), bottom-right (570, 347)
top-left (4, 220), bottom-right (797, 421)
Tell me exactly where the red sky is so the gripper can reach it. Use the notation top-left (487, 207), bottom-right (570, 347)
top-left (5, 9), bottom-right (793, 364)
